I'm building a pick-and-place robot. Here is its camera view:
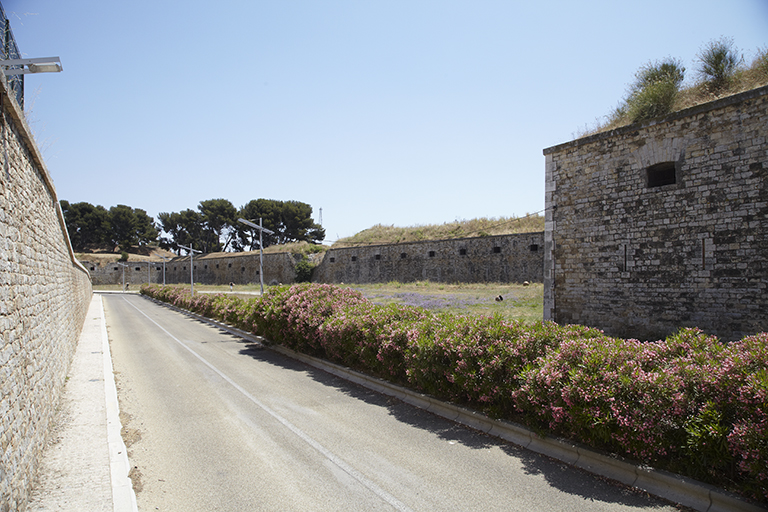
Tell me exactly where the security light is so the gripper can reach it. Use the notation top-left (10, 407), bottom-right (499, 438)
top-left (238, 218), bottom-right (274, 295)
top-left (1, 57), bottom-right (62, 76)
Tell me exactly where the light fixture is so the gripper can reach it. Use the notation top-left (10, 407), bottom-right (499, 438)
top-left (1, 57), bottom-right (62, 76)
top-left (238, 218), bottom-right (275, 295)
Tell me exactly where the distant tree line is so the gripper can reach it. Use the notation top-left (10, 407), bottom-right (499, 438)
top-left (158, 198), bottom-right (324, 254)
top-left (60, 201), bottom-right (157, 252)
top-left (61, 198), bottom-right (325, 255)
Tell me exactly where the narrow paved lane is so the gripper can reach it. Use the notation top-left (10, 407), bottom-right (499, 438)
top-left (104, 294), bottom-right (681, 512)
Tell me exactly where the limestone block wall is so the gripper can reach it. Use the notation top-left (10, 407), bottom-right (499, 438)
top-left (82, 250), bottom-right (299, 287)
top-left (312, 232), bottom-right (544, 284)
top-left (82, 259), bottom-right (171, 287)
top-left (85, 233), bottom-right (544, 289)
top-left (543, 85), bottom-right (768, 341)
top-left (0, 78), bottom-right (92, 509)
top-left (162, 251), bottom-right (298, 286)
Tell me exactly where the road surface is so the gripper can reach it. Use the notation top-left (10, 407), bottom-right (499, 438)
top-left (104, 293), bottom-right (682, 512)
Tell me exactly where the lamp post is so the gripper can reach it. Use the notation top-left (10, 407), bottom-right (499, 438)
top-left (117, 262), bottom-right (128, 291)
top-left (238, 217), bottom-right (274, 295)
top-left (178, 244), bottom-right (201, 294)
top-left (159, 256), bottom-right (170, 285)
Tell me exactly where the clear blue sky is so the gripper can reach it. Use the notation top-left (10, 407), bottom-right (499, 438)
top-left (7, 0), bottom-right (767, 243)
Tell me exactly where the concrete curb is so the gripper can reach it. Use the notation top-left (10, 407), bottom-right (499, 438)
top-left (95, 293), bottom-right (139, 512)
top-left (143, 295), bottom-right (766, 512)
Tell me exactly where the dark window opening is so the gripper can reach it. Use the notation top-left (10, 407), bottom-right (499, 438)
top-left (375, 254), bottom-right (381, 260)
top-left (90, 266), bottom-right (95, 271)
top-left (216, 264), bottom-right (219, 269)
top-left (174, 267), bottom-right (177, 271)
top-left (400, 253), bottom-right (407, 259)
top-left (459, 249), bottom-right (467, 256)
top-left (183, 266), bottom-right (187, 271)
top-left (529, 244), bottom-right (539, 252)
top-left (228, 263), bottom-right (232, 268)
top-left (114, 267), bottom-right (118, 271)
top-left (493, 247), bottom-right (501, 254)
top-left (204, 264), bottom-right (208, 269)
top-left (256, 270), bottom-right (260, 275)
top-left (156, 267), bottom-right (161, 271)
top-left (135, 267), bottom-right (141, 271)
top-left (428, 251), bottom-right (436, 258)
top-left (329, 257), bottom-right (335, 263)
top-left (647, 162), bottom-right (676, 188)
top-left (351, 256), bottom-right (357, 262)
top-left (241, 267), bottom-right (245, 272)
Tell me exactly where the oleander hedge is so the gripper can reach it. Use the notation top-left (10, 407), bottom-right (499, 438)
top-left (141, 283), bottom-right (767, 503)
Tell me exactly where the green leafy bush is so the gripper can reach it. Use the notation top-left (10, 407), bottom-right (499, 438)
top-left (294, 257), bottom-right (315, 283)
top-left (625, 58), bottom-right (686, 122)
top-left (697, 37), bottom-right (741, 92)
top-left (141, 283), bottom-right (768, 502)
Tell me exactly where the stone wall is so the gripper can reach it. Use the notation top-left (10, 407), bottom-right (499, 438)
top-left (0, 77), bottom-right (92, 509)
top-left (543, 85), bottom-right (768, 341)
top-left (85, 233), bottom-right (545, 288)
top-left (312, 232), bottom-right (544, 284)
top-left (82, 250), bottom-right (300, 287)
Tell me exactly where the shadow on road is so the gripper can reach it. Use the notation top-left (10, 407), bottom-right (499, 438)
top-left (235, 340), bottom-right (682, 511)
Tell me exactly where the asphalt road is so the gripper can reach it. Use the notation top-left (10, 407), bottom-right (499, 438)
top-left (104, 294), bottom-right (682, 512)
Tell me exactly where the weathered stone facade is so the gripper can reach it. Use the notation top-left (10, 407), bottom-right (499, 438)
top-left (85, 234), bottom-right (545, 288)
top-left (544, 85), bottom-right (768, 340)
top-left (82, 250), bottom-right (301, 287)
top-left (312, 232), bottom-right (544, 284)
top-left (0, 76), bottom-right (92, 509)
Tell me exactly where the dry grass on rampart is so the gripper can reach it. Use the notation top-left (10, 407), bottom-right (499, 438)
top-left (580, 48), bottom-right (768, 136)
top-left (334, 214), bottom-right (545, 247)
top-left (76, 247), bottom-right (176, 263)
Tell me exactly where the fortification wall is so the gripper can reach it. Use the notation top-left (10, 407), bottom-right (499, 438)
top-left (543, 85), bottom-right (768, 340)
top-left (85, 232), bottom-right (545, 289)
top-left (82, 250), bottom-right (299, 287)
top-left (0, 78), bottom-right (92, 509)
top-left (312, 232), bottom-right (544, 284)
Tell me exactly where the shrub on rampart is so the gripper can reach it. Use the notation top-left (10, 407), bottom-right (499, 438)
top-left (140, 283), bottom-right (768, 502)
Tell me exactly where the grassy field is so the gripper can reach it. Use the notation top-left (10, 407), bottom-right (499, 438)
top-left (345, 281), bottom-right (543, 323)
top-left (102, 281), bottom-right (544, 323)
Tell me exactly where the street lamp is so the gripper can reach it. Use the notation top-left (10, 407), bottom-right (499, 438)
top-left (159, 256), bottom-right (170, 285)
top-left (238, 217), bottom-right (274, 295)
top-left (0, 57), bottom-right (62, 75)
top-left (117, 262), bottom-right (128, 291)
top-left (178, 244), bottom-right (201, 294)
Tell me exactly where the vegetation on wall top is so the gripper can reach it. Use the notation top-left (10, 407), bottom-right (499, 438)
top-left (334, 214), bottom-right (545, 247)
top-left (580, 38), bottom-right (768, 136)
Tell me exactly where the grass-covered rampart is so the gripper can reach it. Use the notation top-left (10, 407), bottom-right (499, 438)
top-left (141, 283), bottom-right (767, 503)
top-left (334, 214), bottom-right (544, 247)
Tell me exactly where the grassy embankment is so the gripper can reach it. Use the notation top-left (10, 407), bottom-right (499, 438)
top-left (333, 214), bottom-right (544, 247)
top-left (577, 46), bottom-right (768, 136)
